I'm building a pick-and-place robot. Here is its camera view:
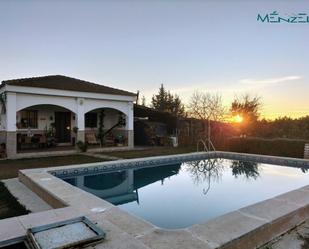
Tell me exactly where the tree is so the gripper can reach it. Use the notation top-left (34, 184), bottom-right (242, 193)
top-left (151, 84), bottom-right (185, 117)
top-left (188, 91), bottom-right (225, 121)
top-left (169, 94), bottom-right (185, 117)
top-left (187, 91), bottom-right (225, 147)
top-left (254, 116), bottom-right (309, 139)
top-left (152, 84), bottom-right (167, 112)
top-left (230, 94), bottom-right (261, 135)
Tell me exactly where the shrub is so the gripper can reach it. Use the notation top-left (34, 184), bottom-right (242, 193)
top-left (76, 140), bottom-right (88, 152)
top-left (226, 137), bottom-right (307, 158)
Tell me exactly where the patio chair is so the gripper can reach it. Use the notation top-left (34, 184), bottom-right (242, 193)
top-left (86, 133), bottom-right (100, 145)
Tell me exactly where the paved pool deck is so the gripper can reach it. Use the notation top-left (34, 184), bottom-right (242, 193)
top-left (1, 151), bottom-right (309, 249)
top-left (11, 146), bottom-right (147, 160)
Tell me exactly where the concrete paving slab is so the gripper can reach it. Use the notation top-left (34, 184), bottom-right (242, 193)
top-left (98, 207), bottom-right (155, 238)
top-left (83, 152), bottom-right (121, 161)
top-left (85, 218), bottom-right (150, 249)
top-left (189, 211), bottom-right (267, 248)
top-left (275, 189), bottom-right (309, 206)
top-left (138, 229), bottom-right (213, 249)
top-left (64, 193), bottom-right (113, 214)
top-left (240, 198), bottom-right (300, 221)
top-left (53, 207), bottom-right (85, 221)
top-left (18, 210), bottom-right (59, 229)
top-left (0, 217), bottom-right (26, 242)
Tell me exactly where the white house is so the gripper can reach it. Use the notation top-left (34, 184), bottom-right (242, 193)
top-left (0, 75), bottom-right (136, 158)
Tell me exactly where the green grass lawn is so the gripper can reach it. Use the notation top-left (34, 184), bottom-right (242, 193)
top-left (0, 181), bottom-right (29, 219)
top-left (100, 146), bottom-right (196, 159)
top-left (0, 155), bottom-right (104, 180)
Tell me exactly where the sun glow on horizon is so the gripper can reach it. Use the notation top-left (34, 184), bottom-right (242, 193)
top-left (232, 114), bottom-right (244, 123)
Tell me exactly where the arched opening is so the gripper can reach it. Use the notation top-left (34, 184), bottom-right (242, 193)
top-left (84, 107), bottom-right (128, 147)
top-left (16, 104), bottom-right (77, 152)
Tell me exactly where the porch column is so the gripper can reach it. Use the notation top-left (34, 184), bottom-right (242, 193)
top-left (127, 102), bottom-right (134, 148)
top-left (6, 92), bottom-right (17, 158)
top-left (76, 98), bottom-right (85, 143)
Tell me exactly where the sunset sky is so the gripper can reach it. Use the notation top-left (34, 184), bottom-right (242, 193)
top-left (1, 0), bottom-right (308, 119)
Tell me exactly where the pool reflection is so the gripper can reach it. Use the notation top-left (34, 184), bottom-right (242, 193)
top-left (62, 159), bottom-right (265, 205)
top-left (62, 163), bottom-right (181, 205)
top-left (60, 159), bottom-right (309, 229)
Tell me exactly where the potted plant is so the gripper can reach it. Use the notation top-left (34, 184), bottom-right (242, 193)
top-left (115, 134), bottom-right (125, 146)
top-left (44, 123), bottom-right (56, 147)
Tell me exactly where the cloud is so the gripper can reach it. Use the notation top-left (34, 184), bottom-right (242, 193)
top-left (240, 76), bottom-right (302, 85)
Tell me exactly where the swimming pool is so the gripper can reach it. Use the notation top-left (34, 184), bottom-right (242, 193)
top-left (58, 157), bottom-right (309, 229)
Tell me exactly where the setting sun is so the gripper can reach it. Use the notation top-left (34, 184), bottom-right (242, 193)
top-left (233, 114), bottom-right (243, 123)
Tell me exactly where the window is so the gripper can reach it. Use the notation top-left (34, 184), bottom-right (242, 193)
top-left (85, 112), bottom-right (97, 128)
top-left (20, 110), bottom-right (38, 129)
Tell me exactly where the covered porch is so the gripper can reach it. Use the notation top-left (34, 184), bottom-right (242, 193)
top-left (15, 105), bottom-right (131, 154)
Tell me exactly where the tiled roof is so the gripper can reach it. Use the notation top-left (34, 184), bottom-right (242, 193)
top-left (1, 75), bottom-right (136, 97)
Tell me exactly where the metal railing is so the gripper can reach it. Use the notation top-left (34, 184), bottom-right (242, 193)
top-left (197, 138), bottom-right (216, 152)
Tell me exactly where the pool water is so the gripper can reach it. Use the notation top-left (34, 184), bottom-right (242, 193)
top-left (61, 159), bottom-right (309, 229)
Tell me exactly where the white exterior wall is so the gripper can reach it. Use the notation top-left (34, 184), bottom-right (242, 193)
top-left (15, 93), bottom-right (77, 113)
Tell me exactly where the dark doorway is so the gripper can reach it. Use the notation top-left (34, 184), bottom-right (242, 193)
top-left (55, 112), bottom-right (71, 143)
